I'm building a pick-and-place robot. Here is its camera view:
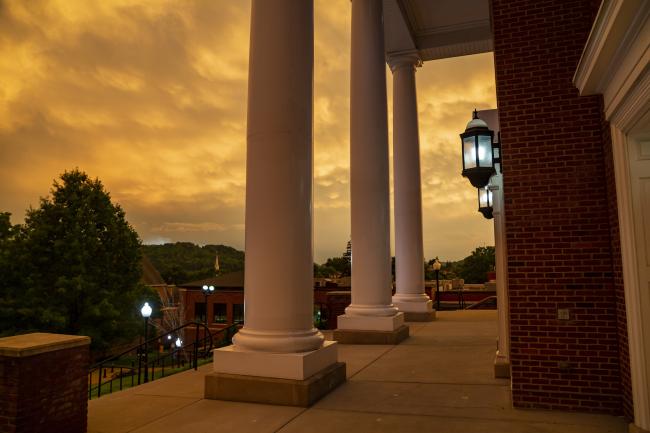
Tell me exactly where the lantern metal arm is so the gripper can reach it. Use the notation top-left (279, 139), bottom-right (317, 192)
top-left (492, 132), bottom-right (502, 168)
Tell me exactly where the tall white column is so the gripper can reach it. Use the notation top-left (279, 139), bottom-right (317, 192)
top-left (490, 173), bottom-right (511, 378)
top-left (337, 0), bottom-right (404, 334)
top-left (388, 52), bottom-right (434, 320)
top-left (212, 0), bottom-right (338, 381)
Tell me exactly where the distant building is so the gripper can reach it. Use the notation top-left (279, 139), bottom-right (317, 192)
top-left (177, 271), bottom-right (353, 331)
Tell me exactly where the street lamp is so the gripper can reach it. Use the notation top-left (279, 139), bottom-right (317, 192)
top-left (201, 285), bottom-right (214, 327)
top-left (432, 257), bottom-right (442, 311)
top-left (140, 302), bottom-right (152, 383)
top-left (460, 109), bottom-right (499, 188)
top-left (478, 186), bottom-right (494, 219)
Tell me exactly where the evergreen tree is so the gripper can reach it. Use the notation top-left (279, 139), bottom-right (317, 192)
top-left (0, 170), bottom-right (151, 352)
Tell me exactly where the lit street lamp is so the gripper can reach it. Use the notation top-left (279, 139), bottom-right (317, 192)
top-left (140, 302), bottom-right (152, 383)
top-left (432, 257), bottom-right (442, 311)
top-left (478, 186), bottom-right (494, 219)
top-left (460, 109), bottom-right (499, 188)
top-left (201, 285), bottom-right (214, 327)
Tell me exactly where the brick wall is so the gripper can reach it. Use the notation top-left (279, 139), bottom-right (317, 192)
top-left (0, 343), bottom-right (89, 433)
top-left (492, 0), bottom-right (627, 414)
top-left (182, 289), bottom-right (244, 327)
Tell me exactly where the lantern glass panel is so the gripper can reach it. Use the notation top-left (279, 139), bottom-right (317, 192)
top-left (463, 136), bottom-right (476, 169)
top-left (478, 188), bottom-right (493, 208)
top-left (479, 188), bottom-right (489, 207)
top-left (477, 135), bottom-right (493, 167)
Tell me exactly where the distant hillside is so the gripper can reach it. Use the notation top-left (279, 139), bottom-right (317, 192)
top-left (142, 242), bottom-right (244, 285)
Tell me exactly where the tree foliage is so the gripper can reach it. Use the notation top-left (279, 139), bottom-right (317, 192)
top-left (142, 243), bottom-right (244, 285)
top-left (313, 256), bottom-right (350, 278)
top-left (425, 247), bottom-right (495, 283)
top-left (0, 170), bottom-right (151, 352)
top-left (452, 246), bottom-right (495, 283)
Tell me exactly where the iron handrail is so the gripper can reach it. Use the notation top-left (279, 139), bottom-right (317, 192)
top-left (88, 322), bottom-right (238, 399)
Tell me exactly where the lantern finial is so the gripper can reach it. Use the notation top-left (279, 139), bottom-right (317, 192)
top-left (472, 109), bottom-right (479, 119)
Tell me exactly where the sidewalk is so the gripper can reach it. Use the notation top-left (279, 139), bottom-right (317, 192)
top-left (88, 310), bottom-right (627, 433)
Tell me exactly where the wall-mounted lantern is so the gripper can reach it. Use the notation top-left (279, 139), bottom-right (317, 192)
top-left (460, 109), bottom-right (500, 188)
top-left (478, 186), bottom-right (493, 219)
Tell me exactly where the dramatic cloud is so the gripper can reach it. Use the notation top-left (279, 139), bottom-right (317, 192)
top-left (0, 0), bottom-right (495, 263)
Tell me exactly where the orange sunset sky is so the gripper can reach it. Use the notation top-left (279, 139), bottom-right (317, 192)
top-left (0, 0), bottom-right (497, 263)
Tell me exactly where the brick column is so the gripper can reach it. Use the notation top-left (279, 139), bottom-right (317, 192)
top-left (492, 0), bottom-right (626, 415)
top-left (0, 333), bottom-right (90, 433)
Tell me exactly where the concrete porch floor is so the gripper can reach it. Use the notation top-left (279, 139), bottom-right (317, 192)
top-left (88, 310), bottom-right (627, 433)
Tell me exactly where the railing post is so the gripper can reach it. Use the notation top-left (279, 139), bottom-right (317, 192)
top-left (97, 367), bottom-right (102, 398)
top-left (137, 347), bottom-right (142, 385)
top-left (143, 318), bottom-right (149, 383)
top-left (194, 323), bottom-right (199, 370)
top-left (109, 366), bottom-right (113, 394)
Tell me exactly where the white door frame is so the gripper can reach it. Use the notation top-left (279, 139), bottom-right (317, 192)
top-left (611, 122), bottom-right (650, 430)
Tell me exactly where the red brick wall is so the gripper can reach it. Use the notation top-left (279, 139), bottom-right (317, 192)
top-left (182, 289), bottom-right (244, 328)
top-left (0, 345), bottom-right (89, 433)
top-left (492, 0), bottom-right (627, 414)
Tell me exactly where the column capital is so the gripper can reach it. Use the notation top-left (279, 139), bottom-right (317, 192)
top-left (387, 50), bottom-right (422, 72)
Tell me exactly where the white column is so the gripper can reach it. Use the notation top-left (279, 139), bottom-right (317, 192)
top-left (490, 172), bottom-right (511, 377)
top-left (388, 52), bottom-right (433, 316)
top-left (337, 0), bottom-right (403, 332)
top-left (212, 0), bottom-right (337, 380)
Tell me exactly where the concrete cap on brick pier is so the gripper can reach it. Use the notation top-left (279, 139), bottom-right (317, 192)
top-left (0, 333), bottom-right (90, 357)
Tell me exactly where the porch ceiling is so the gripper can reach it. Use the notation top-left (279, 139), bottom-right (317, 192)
top-left (384, 0), bottom-right (493, 61)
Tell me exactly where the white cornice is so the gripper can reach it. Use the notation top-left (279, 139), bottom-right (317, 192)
top-left (574, 0), bottom-right (648, 95)
top-left (609, 65), bottom-right (650, 132)
top-left (574, 0), bottom-right (620, 93)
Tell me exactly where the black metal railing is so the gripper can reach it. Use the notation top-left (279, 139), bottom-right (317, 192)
top-left (88, 322), bottom-right (238, 399)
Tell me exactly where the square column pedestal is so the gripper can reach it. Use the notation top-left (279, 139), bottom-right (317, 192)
top-left (205, 341), bottom-right (345, 407)
top-left (494, 351), bottom-right (511, 379)
top-left (334, 312), bottom-right (409, 344)
top-left (393, 300), bottom-right (436, 322)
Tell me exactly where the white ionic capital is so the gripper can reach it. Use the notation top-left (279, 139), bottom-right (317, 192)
top-left (387, 50), bottom-right (422, 72)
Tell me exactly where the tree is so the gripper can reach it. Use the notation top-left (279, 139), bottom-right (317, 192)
top-left (142, 243), bottom-right (244, 285)
top-left (0, 213), bottom-right (24, 330)
top-left (456, 246), bottom-right (495, 283)
top-left (323, 256), bottom-right (351, 278)
top-left (0, 170), bottom-right (152, 352)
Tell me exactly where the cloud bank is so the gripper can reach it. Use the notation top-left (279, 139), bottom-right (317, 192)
top-left (0, 0), bottom-right (496, 263)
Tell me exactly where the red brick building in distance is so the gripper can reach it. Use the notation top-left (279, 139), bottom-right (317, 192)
top-left (177, 272), bottom-right (353, 334)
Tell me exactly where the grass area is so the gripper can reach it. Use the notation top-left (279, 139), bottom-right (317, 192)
top-left (88, 357), bottom-right (212, 399)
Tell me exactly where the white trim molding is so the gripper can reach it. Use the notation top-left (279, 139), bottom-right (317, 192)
top-left (610, 126), bottom-right (650, 431)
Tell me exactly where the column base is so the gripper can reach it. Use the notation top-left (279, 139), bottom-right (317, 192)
top-left (494, 352), bottom-right (511, 379)
top-left (337, 312), bottom-right (404, 331)
top-left (393, 299), bottom-right (433, 312)
top-left (403, 311), bottom-right (436, 322)
top-left (629, 423), bottom-right (650, 433)
top-left (333, 325), bottom-right (409, 345)
top-left (212, 340), bottom-right (338, 380)
top-left (205, 361), bottom-right (346, 407)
